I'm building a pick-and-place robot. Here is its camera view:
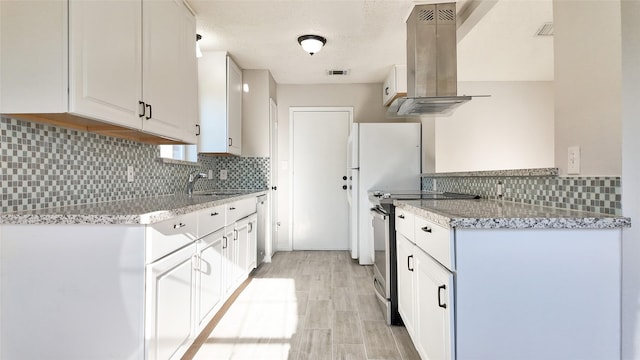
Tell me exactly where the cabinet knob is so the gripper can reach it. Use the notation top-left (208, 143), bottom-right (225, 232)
top-left (342, 176), bottom-right (347, 180)
top-left (342, 185), bottom-right (347, 190)
top-left (272, 186), bottom-right (277, 190)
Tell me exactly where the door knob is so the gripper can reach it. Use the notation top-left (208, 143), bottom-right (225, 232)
top-left (342, 185), bottom-right (347, 190)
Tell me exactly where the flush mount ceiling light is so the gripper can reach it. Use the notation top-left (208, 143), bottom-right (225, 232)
top-left (297, 35), bottom-right (326, 56)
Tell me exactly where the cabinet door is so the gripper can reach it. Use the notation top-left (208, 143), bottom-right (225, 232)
top-left (142, 0), bottom-right (197, 143)
top-left (235, 217), bottom-right (250, 283)
top-left (396, 233), bottom-right (416, 336)
top-left (247, 214), bottom-right (258, 270)
top-left (68, 0), bottom-right (142, 129)
top-left (222, 225), bottom-right (237, 295)
top-left (415, 249), bottom-right (454, 360)
top-left (227, 56), bottom-right (242, 155)
top-left (146, 243), bottom-right (196, 360)
top-left (196, 229), bottom-right (224, 332)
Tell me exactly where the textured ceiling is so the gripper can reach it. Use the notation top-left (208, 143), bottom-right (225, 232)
top-left (189, 0), bottom-right (553, 85)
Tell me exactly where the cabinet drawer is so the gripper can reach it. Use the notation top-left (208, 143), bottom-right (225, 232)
top-left (226, 197), bottom-right (257, 223)
top-left (414, 216), bottom-right (453, 270)
top-left (395, 208), bottom-right (415, 241)
top-left (146, 212), bottom-right (198, 264)
top-left (198, 204), bottom-right (225, 237)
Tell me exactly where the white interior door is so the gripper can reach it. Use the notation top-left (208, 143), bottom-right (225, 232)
top-left (290, 107), bottom-right (351, 250)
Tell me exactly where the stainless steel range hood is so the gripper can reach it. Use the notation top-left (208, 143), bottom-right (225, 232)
top-left (389, 3), bottom-right (476, 117)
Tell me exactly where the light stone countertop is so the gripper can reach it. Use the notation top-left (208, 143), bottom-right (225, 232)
top-left (395, 199), bottom-right (631, 230)
top-left (0, 190), bottom-right (268, 225)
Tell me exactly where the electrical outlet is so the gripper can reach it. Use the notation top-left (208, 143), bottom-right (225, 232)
top-left (127, 165), bottom-right (134, 183)
top-left (568, 146), bottom-right (580, 175)
top-left (220, 169), bottom-right (228, 180)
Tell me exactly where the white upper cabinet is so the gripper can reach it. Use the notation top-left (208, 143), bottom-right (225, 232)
top-left (198, 51), bottom-right (243, 155)
top-left (142, 0), bottom-right (198, 143)
top-left (69, 0), bottom-right (142, 128)
top-left (0, 0), bottom-right (198, 144)
top-left (382, 65), bottom-right (407, 106)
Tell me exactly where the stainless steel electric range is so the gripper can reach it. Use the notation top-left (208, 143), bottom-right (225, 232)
top-left (368, 190), bottom-right (480, 325)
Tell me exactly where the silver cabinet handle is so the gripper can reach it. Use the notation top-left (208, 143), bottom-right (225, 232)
top-left (173, 222), bottom-right (186, 229)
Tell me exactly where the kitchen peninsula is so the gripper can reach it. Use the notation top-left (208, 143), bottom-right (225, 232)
top-left (394, 198), bottom-right (629, 360)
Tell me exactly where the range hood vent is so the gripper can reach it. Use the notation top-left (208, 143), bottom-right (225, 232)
top-left (389, 3), bottom-right (480, 117)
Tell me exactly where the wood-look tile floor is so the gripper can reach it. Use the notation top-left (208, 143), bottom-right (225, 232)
top-left (188, 250), bottom-right (421, 360)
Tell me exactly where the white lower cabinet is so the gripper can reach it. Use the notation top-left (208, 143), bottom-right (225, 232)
top-left (146, 243), bottom-right (197, 360)
top-left (236, 213), bottom-right (258, 280)
top-left (396, 207), bottom-right (622, 360)
top-left (397, 233), bottom-right (416, 337)
top-left (195, 228), bottom-right (225, 333)
top-left (0, 195), bottom-right (263, 360)
top-left (397, 233), bottom-right (453, 360)
top-left (222, 224), bottom-right (238, 295)
top-left (414, 248), bottom-right (454, 360)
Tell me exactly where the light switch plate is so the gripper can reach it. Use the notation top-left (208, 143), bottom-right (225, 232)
top-left (568, 146), bottom-right (580, 175)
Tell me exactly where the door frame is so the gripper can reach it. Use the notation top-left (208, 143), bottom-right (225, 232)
top-left (287, 106), bottom-right (354, 251)
top-left (267, 98), bottom-right (278, 260)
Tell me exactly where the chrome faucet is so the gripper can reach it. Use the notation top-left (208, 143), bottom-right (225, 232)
top-left (186, 170), bottom-right (208, 196)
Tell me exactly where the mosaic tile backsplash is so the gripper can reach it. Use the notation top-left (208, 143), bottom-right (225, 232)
top-left (422, 174), bottom-right (622, 215)
top-left (0, 117), bottom-right (269, 213)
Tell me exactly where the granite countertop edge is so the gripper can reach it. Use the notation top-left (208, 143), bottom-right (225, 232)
top-left (394, 199), bottom-right (631, 230)
top-left (1, 190), bottom-right (268, 226)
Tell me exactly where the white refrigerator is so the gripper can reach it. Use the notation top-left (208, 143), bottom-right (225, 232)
top-left (347, 122), bottom-right (421, 265)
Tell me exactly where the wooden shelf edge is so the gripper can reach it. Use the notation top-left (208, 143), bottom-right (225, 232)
top-left (3, 112), bottom-right (191, 145)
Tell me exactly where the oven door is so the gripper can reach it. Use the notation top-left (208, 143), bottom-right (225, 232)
top-left (370, 206), bottom-right (391, 323)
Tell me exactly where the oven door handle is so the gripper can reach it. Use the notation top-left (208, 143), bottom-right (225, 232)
top-left (370, 207), bottom-right (388, 219)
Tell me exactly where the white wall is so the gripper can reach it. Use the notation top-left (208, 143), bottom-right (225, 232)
top-left (553, 0), bottom-right (622, 176)
top-left (434, 81), bottom-right (555, 173)
top-left (621, 1), bottom-right (640, 358)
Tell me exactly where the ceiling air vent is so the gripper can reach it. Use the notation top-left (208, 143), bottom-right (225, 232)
top-left (535, 22), bottom-right (554, 36)
top-left (327, 70), bottom-right (349, 76)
